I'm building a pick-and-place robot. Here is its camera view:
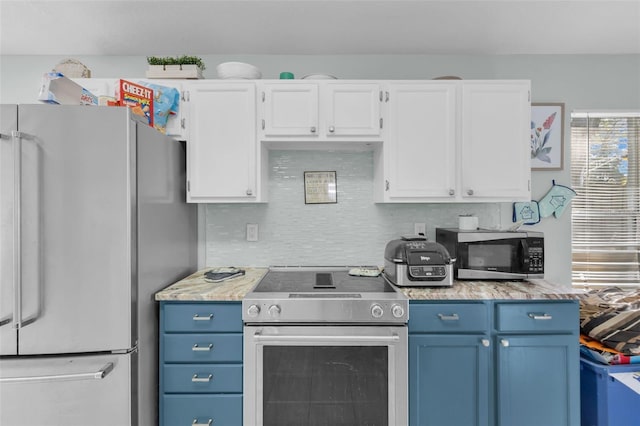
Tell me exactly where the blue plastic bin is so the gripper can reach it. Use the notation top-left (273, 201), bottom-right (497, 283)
top-left (580, 356), bottom-right (640, 426)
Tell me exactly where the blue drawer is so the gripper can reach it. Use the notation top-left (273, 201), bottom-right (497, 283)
top-left (163, 302), bottom-right (242, 333)
top-left (162, 394), bottom-right (242, 426)
top-left (163, 333), bottom-right (242, 363)
top-left (409, 302), bottom-right (488, 333)
top-left (163, 364), bottom-right (242, 393)
top-left (495, 301), bottom-right (578, 333)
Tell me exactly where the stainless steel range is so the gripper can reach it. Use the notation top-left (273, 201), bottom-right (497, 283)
top-left (243, 267), bottom-right (408, 426)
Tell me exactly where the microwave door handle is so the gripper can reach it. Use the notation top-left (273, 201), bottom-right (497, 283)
top-left (12, 131), bottom-right (23, 331)
top-left (519, 239), bottom-right (529, 271)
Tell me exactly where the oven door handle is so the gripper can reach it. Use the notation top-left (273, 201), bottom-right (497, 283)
top-left (252, 331), bottom-right (400, 343)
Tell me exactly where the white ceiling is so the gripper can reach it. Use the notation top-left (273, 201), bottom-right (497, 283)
top-left (1, 0), bottom-right (640, 56)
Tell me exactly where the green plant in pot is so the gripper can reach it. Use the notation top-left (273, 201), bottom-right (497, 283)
top-left (146, 55), bottom-right (206, 71)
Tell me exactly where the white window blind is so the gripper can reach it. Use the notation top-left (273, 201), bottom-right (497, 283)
top-left (571, 112), bottom-right (640, 288)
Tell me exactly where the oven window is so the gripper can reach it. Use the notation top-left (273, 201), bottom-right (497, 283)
top-left (468, 244), bottom-right (512, 267)
top-left (263, 346), bottom-right (388, 426)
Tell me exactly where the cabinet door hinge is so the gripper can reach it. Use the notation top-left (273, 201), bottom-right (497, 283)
top-left (262, 92), bottom-right (265, 102)
top-left (182, 91), bottom-right (190, 102)
top-left (379, 91), bottom-right (383, 102)
top-left (379, 118), bottom-right (383, 129)
top-left (181, 118), bottom-right (186, 129)
top-left (187, 180), bottom-right (190, 192)
top-left (385, 180), bottom-right (390, 191)
top-left (528, 91), bottom-right (531, 102)
top-left (262, 119), bottom-right (265, 130)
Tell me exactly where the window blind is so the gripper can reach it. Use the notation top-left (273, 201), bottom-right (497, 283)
top-left (571, 112), bottom-right (640, 288)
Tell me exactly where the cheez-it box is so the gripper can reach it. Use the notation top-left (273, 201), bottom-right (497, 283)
top-left (117, 79), bottom-right (153, 127)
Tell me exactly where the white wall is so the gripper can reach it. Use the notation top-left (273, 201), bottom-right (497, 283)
top-left (2, 54), bottom-right (639, 286)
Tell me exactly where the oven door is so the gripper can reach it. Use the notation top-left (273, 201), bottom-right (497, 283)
top-left (244, 325), bottom-right (408, 426)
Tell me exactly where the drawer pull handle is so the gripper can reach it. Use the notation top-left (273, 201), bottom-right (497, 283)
top-left (191, 374), bottom-right (213, 383)
top-left (192, 419), bottom-right (212, 426)
top-left (437, 313), bottom-right (460, 321)
top-left (192, 343), bottom-right (213, 352)
top-left (528, 313), bottom-right (553, 320)
top-left (193, 313), bottom-right (214, 321)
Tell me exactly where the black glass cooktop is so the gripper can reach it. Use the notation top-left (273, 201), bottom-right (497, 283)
top-left (253, 270), bottom-right (396, 293)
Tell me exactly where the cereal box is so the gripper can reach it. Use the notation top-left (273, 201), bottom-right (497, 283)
top-left (117, 79), bottom-right (154, 127)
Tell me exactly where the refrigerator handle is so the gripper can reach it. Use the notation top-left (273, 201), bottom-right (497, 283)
top-left (11, 131), bottom-right (23, 331)
top-left (0, 362), bottom-right (115, 384)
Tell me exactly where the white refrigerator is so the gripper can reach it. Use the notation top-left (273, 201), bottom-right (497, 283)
top-left (0, 104), bottom-right (197, 426)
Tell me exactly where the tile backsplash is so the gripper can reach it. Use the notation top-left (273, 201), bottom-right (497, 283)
top-left (204, 149), bottom-right (501, 267)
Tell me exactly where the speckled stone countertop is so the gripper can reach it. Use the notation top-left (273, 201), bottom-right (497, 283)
top-left (155, 267), bottom-right (268, 301)
top-left (399, 279), bottom-right (584, 300)
top-left (156, 267), bottom-right (583, 302)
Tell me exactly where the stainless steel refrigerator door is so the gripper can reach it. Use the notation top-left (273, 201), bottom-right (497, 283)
top-left (0, 352), bottom-right (133, 426)
top-left (0, 105), bottom-right (19, 355)
top-left (14, 105), bottom-right (134, 354)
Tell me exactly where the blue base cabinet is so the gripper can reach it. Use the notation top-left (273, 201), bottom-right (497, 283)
top-left (409, 300), bottom-right (580, 426)
top-left (159, 302), bottom-right (243, 426)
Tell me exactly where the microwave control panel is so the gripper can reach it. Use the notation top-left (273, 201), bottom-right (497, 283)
top-left (527, 239), bottom-right (544, 273)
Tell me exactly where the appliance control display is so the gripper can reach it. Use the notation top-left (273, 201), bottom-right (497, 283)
top-left (409, 265), bottom-right (446, 278)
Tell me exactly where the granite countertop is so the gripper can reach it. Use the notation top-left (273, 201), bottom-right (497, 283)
top-left (400, 279), bottom-right (584, 300)
top-left (156, 267), bottom-right (583, 302)
top-left (155, 267), bottom-right (268, 301)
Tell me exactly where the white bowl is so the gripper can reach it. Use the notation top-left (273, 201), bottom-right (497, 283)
top-left (216, 62), bottom-right (262, 79)
top-left (302, 73), bottom-right (337, 80)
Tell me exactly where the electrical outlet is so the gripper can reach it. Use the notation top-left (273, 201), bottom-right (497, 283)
top-left (414, 223), bottom-right (426, 236)
top-left (246, 223), bottom-right (259, 242)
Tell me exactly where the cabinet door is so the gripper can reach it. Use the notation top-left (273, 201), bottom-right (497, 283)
top-left (460, 81), bottom-right (531, 200)
top-left (324, 83), bottom-right (381, 136)
top-left (261, 83), bottom-right (319, 136)
top-left (186, 82), bottom-right (257, 202)
top-left (496, 334), bottom-right (579, 426)
top-left (384, 83), bottom-right (456, 200)
top-left (409, 334), bottom-right (490, 426)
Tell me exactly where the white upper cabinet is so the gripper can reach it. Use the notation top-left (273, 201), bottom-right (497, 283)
top-left (185, 81), bottom-right (264, 203)
top-left (460, 81), bottom-right (531, 201)
top-left (259, 81), bottom-right (382, 142)
top-left (261, 83), bottom-right (319, 136)
top-left (324, 83), bottom-right (382, 137)
top-left (375, 80), bottom-right (531, 203)
top-left (377, 82), bottom-right (457, 201)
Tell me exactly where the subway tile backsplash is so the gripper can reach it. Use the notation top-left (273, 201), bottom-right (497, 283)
top-left (204, 150), bottom-right (501, 267)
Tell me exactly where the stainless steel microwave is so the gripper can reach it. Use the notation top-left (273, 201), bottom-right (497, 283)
top-left (435, 228), bottom-right (544, 280)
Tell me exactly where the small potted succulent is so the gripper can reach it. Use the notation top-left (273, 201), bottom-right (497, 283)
top-left (146, 55), bottom-right (205, 79)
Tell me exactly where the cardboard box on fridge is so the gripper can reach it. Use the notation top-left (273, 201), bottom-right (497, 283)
top-left (38, 72), bottom-right (98, 105)
top-left (116, 79), bottom-right (154, 127)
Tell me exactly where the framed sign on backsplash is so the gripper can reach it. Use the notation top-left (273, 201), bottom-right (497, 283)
top-left (304, 171), bottom-right (338, 204)
top-left (531, 103), bottom-right (565, 170)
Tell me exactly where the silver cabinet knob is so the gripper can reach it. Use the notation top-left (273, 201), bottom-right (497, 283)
top-left (467, 189), bottom-right (474, 196)
top-left (328, 126), bottom-right (335, 133)
top-left (310, 126), bottom-right (316, 133)
top-left (481, 339), bottom-right (490, 347)
top-left (246, 189), bottom-right (253, 196)
top-left (501, 339), bottom-right (509, 347)
top-left (449, 189), bottom-right (455, 196)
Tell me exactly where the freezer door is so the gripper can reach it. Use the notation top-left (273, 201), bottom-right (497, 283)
top-left (0, 105), bottom-right (18, 355)
top-left (14, 105), bottom-right (133, 354)
top-left (0, 352), bottom-right (133, 426)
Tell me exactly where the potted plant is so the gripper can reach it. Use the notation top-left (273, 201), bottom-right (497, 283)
top-left (146, 55), bottom-right (205, 79)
